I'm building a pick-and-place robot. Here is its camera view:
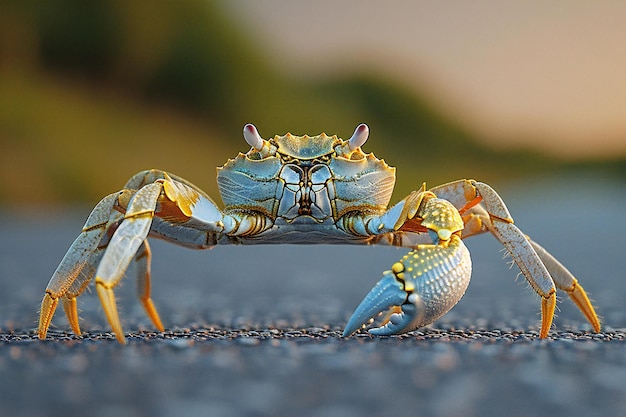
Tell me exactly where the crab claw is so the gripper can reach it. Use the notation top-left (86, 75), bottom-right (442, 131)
top-left (343, 270), bottom-right (409, 336)
top-left (343, 234), bottom-right (472, 337)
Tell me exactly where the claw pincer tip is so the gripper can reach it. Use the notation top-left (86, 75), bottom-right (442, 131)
top-left (343, 273), bottom-right (406, 337)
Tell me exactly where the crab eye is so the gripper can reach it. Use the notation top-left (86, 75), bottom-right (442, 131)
top-left (348, 123), bottom-right (369, 151)
top-left (243, 123), bottom-right (264, 150)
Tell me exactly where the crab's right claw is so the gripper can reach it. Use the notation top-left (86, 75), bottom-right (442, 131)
top-left (343, 234), bottom-right (473, 337)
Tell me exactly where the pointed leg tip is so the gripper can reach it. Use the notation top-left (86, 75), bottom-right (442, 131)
top-left (566, 283), bottom-right (601, 333)
top-left (38, 293), bottom-right (58, 340)
top-left (586, 309), bottom-right (601, 333)
top-left (68, 323), bottom-right (82, 337)
top-left (62, 297), bottom-right (82, 336)
top-left (96, 280), bottom-right (127, 344)
top-left (539, 291), bottom-right (556, 338)
top-left (588, 315), bottom-right (601, 333)
top-left (114, 333), bottom-right (128, 344)
top-left (141, 298), bottom-right (165, 332)
top-left (109, 321), bottom-right (128, 344)
top-left (37, 323), bottom-right (50, 341)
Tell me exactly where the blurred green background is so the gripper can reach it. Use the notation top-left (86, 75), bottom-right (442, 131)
top-left (0, 1), bottom-right (623, 208)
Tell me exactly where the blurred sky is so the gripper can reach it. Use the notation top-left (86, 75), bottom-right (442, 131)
top-left (221, 0), bottom-right (626, 159)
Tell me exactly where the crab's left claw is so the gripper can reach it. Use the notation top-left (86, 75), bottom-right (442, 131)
top-left (344, 234), bottom-right (472, 336)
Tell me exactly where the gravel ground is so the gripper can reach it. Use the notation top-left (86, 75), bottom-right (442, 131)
top-left (1, 176), bottom-right (624, 417)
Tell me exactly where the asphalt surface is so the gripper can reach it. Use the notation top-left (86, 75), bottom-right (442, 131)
top-left (1, 175), bottom-right (624, 417)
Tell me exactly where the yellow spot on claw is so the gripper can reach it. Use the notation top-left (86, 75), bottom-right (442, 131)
top-left (392, 262), bottom-right (404, 274)
top-left (438, 229), bottom-right (452, 241)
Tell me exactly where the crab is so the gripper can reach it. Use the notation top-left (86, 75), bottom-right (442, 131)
top-left (38, 123), bottom-right (601, 344)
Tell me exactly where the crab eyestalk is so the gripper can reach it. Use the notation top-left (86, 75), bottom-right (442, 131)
top-left (243, 123), bottom-right (274, 157)
top-left (348, 123), bottom-right (369, 150)
top-left (336, 123), bottom-right (369, 157)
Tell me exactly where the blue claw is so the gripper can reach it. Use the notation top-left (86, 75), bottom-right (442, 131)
top-left (343, 234), bottom-right (473, 337)
top-left (368, 302), bottom-right (421, 336)
top-left (342, 272), bottom-right (406, 337)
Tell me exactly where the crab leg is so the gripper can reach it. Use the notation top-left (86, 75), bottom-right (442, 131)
top-left (94, 183), bottom-right (162, 344)
top-left (38, 168), bottom-right (233, 343)
top-left (529, 240), bottom-right (600, 332)
top-left (89, 175), bottom-right (227, 343)
top-left (41, 210), bottom-right (167, 338)
top-left (458, 202), bottom-right (600, 332)
top-left (476, 182), bottom-right (556, 337)
top-left (432, 179), bottom-right (599, 335)
top-left (134, 240), bottom-right (165, 332)
top-left (59, 248), bottom-right (105, 336)
top-left (38, 193), bottom-right (120, 339)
